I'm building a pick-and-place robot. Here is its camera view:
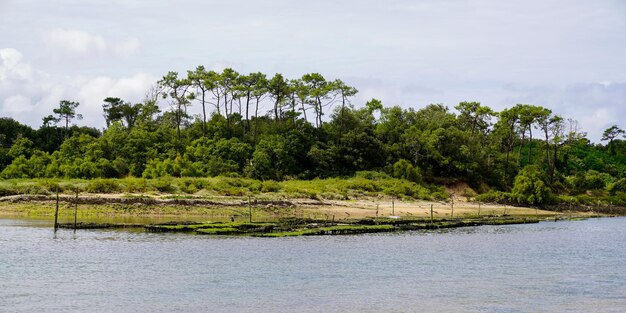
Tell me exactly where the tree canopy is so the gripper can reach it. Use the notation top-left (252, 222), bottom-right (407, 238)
top-left (1, 66), bottom-right (625, 206)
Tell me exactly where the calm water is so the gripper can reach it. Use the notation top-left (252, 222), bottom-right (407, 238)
top-left (1, 217), bottom-right (624, 313)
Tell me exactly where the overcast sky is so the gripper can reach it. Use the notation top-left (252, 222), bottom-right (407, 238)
top-left (1, 0), bottom-right (625, 142)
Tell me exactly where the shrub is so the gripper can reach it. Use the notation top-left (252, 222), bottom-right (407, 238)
top-left (151, 178), bottom-right (175, 193)
top-left (511, 165), bottom-right (553, 205)
top-left (392, 159), bottom-right (421, 183)
top-left (475, 190), bottom-right (513, 204)
top-left (86, 179), bottom-right (121, 193)
top-left (261, 180), bottom-right (281, 193)
top-left (462, 187), bottom-right (478, 199)
top-left (608, 178), bottom-right (626, 196)
top-left (122, 178), bottom-right (149, 193)
top-left (355, 171), bottom-right (391, 180)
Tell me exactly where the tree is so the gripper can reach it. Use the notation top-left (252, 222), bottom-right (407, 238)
top-left (393, 159), bottom-right (420, 183)
top-left (601, 125), bottom-right (625, 155)
top-left (268, 73), bottom-right (289, 120)
top-left (102, 97), bottom-right (142, 130)
top-left (454, 101), bottom-right (494, 136)
top-left (511, 165), bottom-right (552, 205)
top-left (187, 66), bottom-right (211, 137)
top-left (53, 100), bottom-right (82, 137)
top-left (158, 72), bottom-right (192, 153)
top-left (494, 107), bottom-right (519, 180)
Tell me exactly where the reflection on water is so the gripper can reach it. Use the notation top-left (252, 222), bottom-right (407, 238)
top-left (1, 217), bottom-right (625, 313)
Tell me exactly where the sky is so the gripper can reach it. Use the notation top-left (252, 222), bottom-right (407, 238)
top-left (1, 0), bottom-right (625, 142)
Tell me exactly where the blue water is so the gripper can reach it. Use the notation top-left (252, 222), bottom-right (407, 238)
top-left (1, 217), bottom-right (624, 312)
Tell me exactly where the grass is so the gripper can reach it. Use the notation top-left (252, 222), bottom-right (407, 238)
top-left (0, 176), bottom-right (448, 201)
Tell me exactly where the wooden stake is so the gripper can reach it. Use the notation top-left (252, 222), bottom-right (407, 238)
top-left (248, 196), bottom-right (252, 223)
top-left (392, 198), bottom-right (395, 216)
top-left (74, 187), bottom-right (78, 230)
top-left (430, 204), bottom-right (433, 224)
top-left (54, 186), bottom-right (59, 232)
top-left (451, 197), bottom-right (454, 218)
top-left (478, 202), bottom-right (481, 216)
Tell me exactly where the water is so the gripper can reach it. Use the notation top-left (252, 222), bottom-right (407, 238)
top-left (1, 217), bottom-right (624, 312)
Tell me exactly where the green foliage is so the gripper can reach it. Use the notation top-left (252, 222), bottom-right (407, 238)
top-left (355, 171), bottom-right (391, 180)
top-left (608, 178), bottom-right (626, 196)
top-left (152, 177), bottom-right (175, 193)
top-left (511, 165), bottom-right (553, 205)
top-left (392, 159), bottom-right (421, 182)
top-left (475, 190), bottom-right (513, 204)
top-left (570, 170), bottom-right (611, 194)
top-left (0, 66), bottom-right (624, 209)
top-left (86, 179), bottom-right (122, 193)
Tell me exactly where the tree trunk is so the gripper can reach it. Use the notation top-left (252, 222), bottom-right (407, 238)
top-left (201, 90), bottom-right (207, 137)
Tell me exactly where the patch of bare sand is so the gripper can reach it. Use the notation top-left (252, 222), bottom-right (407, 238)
top-left (299, 199), bottom-right (564, 219)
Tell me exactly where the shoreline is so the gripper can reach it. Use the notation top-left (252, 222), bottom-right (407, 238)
top-left (1, 193), bottom-right (607, 237)
top-left (0, 193), bottom-right (576, 220)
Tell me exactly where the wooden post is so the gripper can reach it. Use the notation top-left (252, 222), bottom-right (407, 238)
top-left (478, 202), bottom-right (481, 217)
top-left (430, 204), bottom-right (433, 224)
top-left (376, 203), bottom-right (379, 218)
top-left (392, 198), bottom-right (395, 216)
top-left (74, 187), bottom-right (78, 230)
top-left (332, 214), bottom-right (335, 226)
top-left (54, 186), bottom-right (59, 232)
top-left (503, 204), bottom-right (507, 216)
top-left (248, 196), bottom-right (252, 223)
top-left (451, 197), bottom-right (454, 218)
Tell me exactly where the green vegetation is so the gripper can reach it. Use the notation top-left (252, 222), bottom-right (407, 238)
top-left (0, 67), bottom-right (625, 209)
top-left (0, 175), bottom-right (445, 200)
top-left (141, 217), bottom-right (543, 237)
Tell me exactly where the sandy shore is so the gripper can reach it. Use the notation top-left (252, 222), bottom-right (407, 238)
top-left (0, 193), bottom-right (576, 220)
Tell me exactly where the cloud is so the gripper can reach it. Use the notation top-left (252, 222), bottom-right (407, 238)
top-left (0, 48), bottom-right (33, 81)
top-left (43, 28), bottom-right (140, 59)
top-left (498, 82), bottom-right (626, 142)
top-left (0, 47), bottom-right (156, 129)
top-left (45, 28), bottom-right (107, 55)
top-left (2, 95), bottom-right (35, 114)
top-left (112, 37), bottom-right (140, 58)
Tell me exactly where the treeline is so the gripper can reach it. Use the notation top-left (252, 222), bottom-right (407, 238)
top-left (1, 67), bottom-right (625, 205)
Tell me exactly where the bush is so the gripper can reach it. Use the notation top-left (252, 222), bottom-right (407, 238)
top-left (86, 179), bottom-right (121, 193)
top-left (392, 159), bottom-right (421, 183)
top-left (151, 178), bottom-right (175, 193)
top-left (511, 165), bottom-right (553, 205)
top-left (0, 183), bottom-right (18, 197)
top-left (355, 171), bottom-right (391, 180)
top-left (261, 180), bottom-right (281, 193)
top-left (462, 187), bottom-right (478, 199)
top-left (179, 178), bottom-right (205, 194)
top-left (608, 178), bottom-right (626, 196)
top-left (475, 190), bottom-right (513, 204)
top-left (36, 179), bottom-right (61, 193)
top-left (122, 178), bottom-right (149, 193)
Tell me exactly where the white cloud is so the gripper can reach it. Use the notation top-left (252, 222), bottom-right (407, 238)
top-left (112, 37), bottom-right (140, 58)
top-left (45, 28), bottom-right (107, 55)
top-left (0, 47), bottom-right (156, 129)
top-left (72, 73), bottom-right (156, 127)
top-left (1, 95), bottom-right (35, 114)
top-left (0, 48), bottom-right (33, 81)
top-left (43, 28), bottom-right (140, 59)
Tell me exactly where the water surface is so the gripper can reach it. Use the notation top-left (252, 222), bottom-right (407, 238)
top-left (1, 217), bottom-right (624, 312)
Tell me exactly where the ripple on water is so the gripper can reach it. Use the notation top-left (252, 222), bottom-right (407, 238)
top-left (0, 217), bottom-right (625, 312)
